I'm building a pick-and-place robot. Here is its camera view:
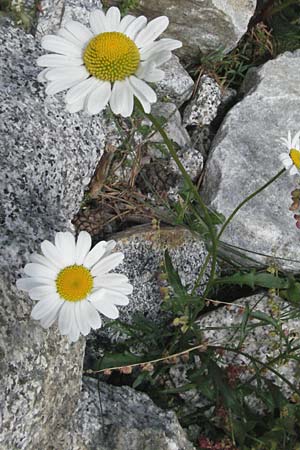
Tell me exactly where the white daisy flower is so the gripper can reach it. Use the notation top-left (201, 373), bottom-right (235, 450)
top-left (278, 130), bottom-right (300, 176)
top-left (37, 6), bottom-right (182, 117)
top-left (16, 231), bottom-right (132, 343)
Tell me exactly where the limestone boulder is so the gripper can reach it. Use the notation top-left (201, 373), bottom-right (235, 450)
top-left (113, 0), bottom-right (257, 61)
top-left (201, 51), bottom-right (300, 271)
top-left (73, 378), bottom-right (197, 450)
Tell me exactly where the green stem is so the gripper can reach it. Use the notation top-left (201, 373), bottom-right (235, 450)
top-left (141, 105), bottom-right (218, 298)
top-left (218, 169), bottom-right (285, 240)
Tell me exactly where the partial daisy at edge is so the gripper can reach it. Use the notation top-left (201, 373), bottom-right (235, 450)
top-left (278, 130), bottom-right (300, 176)
top-left (16, 231), bottom-right (133, 343)
top-left (37, 6), bottom-right (182, 117)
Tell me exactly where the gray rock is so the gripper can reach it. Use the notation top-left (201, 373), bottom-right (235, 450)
top-left (0, 19), bottom-right (115, 450)
top-left (73, 378), bottom-right (196, 450)
top-left (86, 225), bottom-right (212, 354)
top-left (36, 0), bottom-right (100, 37)
top-left (197, 293), bottom-right (300, 399)
top-left (183, 75), bottom-right (236, 158)
top-left (201, 51), bottom-right (300, 271)
top-left (183, 76), bottom-right (223, 128)
top-left (1, 20), bottom-right (118, 278)
top-left (137, 102), bottom-right (203, 201)
top-left (155, 56), bottom-right (194, 107)
top-left (129, 0), bottom-right (257, 61)
top-left (149, 102), bottom-right (192, 154)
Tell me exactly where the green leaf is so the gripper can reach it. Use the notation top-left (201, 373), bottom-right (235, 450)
top-left (164, 249), bottom-right (186, 297)
top-left (285, 279), bottom-right (300, 303)
top-left (96, 351), bottom-right (144, 371)
top-left (249, 310), bottom-right (279, 328)
top-left (214, 270), bottom-right (288, 289)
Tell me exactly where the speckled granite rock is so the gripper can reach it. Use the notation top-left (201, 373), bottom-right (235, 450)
top-left (37, 0), bottom-right (100, 37)
top-left (73, 378), bottom-right (196, 450)
top-left (183, 76), bottom-right (227, 127)
top-left (1, 20), bottom-right (117, 278)
top-left (117, 0), bottom-right (256, 61)
top-left (86, 225), bottom-right (212, 356)
top-left (183, 75), bottom-right (236, 158)
top-left (0, 19), bottom-right (115, 450)
top-left (115, 226), bottom-right (211, 323)
top-left (197, 293), bottom-right (300, 398)
top-left (155, 55), bottom-right (194, 107)
top-left (201, 51), bottom-right (300, 271)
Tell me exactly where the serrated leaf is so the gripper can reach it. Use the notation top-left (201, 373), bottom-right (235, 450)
top-left (214, 270), bottom-right (288, 289)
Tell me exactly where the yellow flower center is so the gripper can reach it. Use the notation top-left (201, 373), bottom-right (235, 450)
top-left (56, 265), bottom-right (93, 302)
top-left (290, 148), bottom-right (300, 169)
top-left (83, 32), bottom-right (140, 82)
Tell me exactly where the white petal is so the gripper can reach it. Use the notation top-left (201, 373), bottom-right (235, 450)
top-left (37, 68), bottom-right (50, 82)
top-left (83, 241), bottom-right (107, 268)
top-left (68, 307), bottom-right (81, 342)
top-left (58, 302), bottom-right (73, 335)
top-left (108, 285), bottom-right (133, 296)
top-left (118, 15), bottom-right (135, 33)
top-left (54, 231), bottom-right (76, 266)
top-left (29, 285), bottom-right (57, 300)
top-left (109, 81), bottom-right (122, 115)
top-left (45, 66), bottom-right (89, 81)
top-left (289, 166), bottom-right (299, 175)
top-left (41, 35), bottom-right (83, 57)
top-left (104, 240), bottom-right (117, 255)
top-left (39, 302), bottom-right (61, 328)
top-left (37, 54), bottom-right (83, 67)
top-left (90, 9), bottom-right (108, 34)
top-left (124, 16), bottom-right (147, 40)
top-left (74, 301), bottom-right (91, 336)
top-left (75, 231), bottom-right (92, 265)
top-left (66, 97), bottom-right (85, 113)
top-left (106, 7), bottom-right (121, 31)
top-left (134, 16), bottom-right (169, 48)
top-left (58, 27), bottom-right (83, 46)
top-left (91, 252), bottom-right (124, 276)
top-left (30, 253), bottom-right (57, 270)
top-left (16, 277), bottom-right (44, 291)
top-left (31, 296), bottom-right (63, 321)
top-left (24, 263), bottom-right (57, 279)
top-left (279, 153), bottom-right (293, 169)
top-left (65, 77), bottom-right (99, 105)
top-left (41, 240), bottom-right (65, 269)
top-left (45, 79), bottom-right (81, 96)
top-left (129, 75), bottom-right (157, 103)
top-left (140, 38), bottom-right (182, 60)
top-left (111, 79), bottom-right (134, 118)
top-left (86, 81), bottom-right (111, 115)
top-left (92, 286), bottom-right (132, 301)
top-left (90, 292), bottom-right (120, 319)
top-left (148, 50), bottom-right (172, 67)
top-left (292, 130), bottom-right (300, 150)
top-left (94, 273), bottom-right (129, 288)
top-left (129, 77), bottom-right (150, 113)
top-left (83, 300), bottom-right (102, 330)
top-left (64, 21), bottom-right (93, 45)
top-left (136, 61), bottom-right (164, 82)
